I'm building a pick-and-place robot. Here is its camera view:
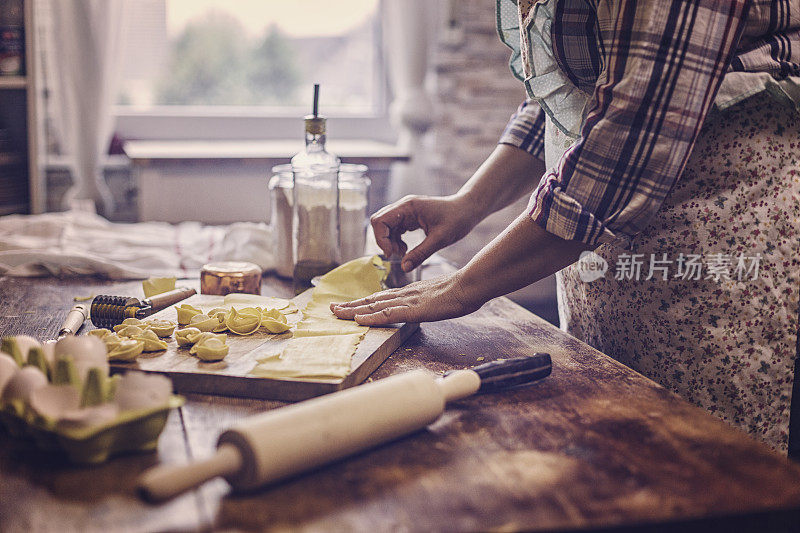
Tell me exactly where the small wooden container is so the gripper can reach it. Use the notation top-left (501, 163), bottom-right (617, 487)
top-left (200, 261), bottom-right (262, 296)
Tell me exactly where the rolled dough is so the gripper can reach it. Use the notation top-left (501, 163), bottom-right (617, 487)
top-left (250, 256), bottom-right (387, 380)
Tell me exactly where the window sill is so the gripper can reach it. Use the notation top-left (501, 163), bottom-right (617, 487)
top-left (123, 139), bottom-right (410, 163)
top-left (124, 139), bottom-right (407, 224)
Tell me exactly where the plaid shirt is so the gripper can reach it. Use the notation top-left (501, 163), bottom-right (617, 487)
top-left (499, 0), bottom-right (799, 247)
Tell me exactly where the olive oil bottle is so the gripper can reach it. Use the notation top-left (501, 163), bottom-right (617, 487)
top-left (291, 85), bottom-right (340, 294)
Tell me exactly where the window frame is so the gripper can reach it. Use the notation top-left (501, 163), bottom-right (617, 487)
top-left (113, 0), bottom-right (393, 143)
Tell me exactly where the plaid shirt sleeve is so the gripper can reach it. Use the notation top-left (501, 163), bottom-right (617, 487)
top-left (528, 0), bottom-right (751, 248)
top-left (498, 99), bottom-right (546, 161)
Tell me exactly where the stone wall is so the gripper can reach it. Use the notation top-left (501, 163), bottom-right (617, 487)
top-left (429, 0), bottom-right (525, 197)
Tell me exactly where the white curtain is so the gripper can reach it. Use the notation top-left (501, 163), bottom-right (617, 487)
top-left (45, 0), bottom-right (129, 215)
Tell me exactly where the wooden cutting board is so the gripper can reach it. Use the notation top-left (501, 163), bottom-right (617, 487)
top-left (108, 292), bottom-right (418, 402)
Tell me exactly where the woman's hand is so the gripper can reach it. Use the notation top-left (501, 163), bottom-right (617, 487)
top-left (335, 213), bottom-right (592, 327)
top-left (331, 272), bottom-right (482, 326)
top-left (370, 195), bottom-right (477, 273)
top-left (371, 144), bottom-right (548, 273)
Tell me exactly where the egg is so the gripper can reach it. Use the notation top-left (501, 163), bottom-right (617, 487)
top-left (28, 384), bottom-right (81, 420)
top-left (41, 340), bottom-right (57, 367)
top-left (0, 352), bottom-right (19, 395)
top-left (114, 372), bottom-right (172, 411)
top-left (8, 335), bottom-right (42, 362)
top-left (53, 335), bottom-right (109, 382)
top-left (1, 365), bottom-right (48, 404)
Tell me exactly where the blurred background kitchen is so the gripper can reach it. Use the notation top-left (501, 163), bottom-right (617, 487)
top-left (0, 0), bottom-right (557, 323)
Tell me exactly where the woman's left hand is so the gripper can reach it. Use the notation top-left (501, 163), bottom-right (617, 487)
top-left (330, 273), bottom-right (482, 326)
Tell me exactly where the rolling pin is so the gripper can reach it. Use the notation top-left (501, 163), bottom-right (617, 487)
top-left (137, 353), bottom-right (552, 502)
top-left (57, 303), bottom-right (90, 337)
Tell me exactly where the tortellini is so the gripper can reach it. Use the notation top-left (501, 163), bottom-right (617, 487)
top-left (174, 303), bottom-right (292, 337)
top-left (189, 313), bottom-right (222, 332)
top-left (143, 319), bottom-right (176, 338)
top-left (100, 332), bottom-right (124, 353)
top-left (190, 335), bottom-right (229, 362)
top-left (130, 329), bottom-right (168, 352)
top-left (176, 304), bottom-right (203, 326)
top-left (89, 301), bottom-right (295, 366)
top-left (87, 328), bottom-right (111, 340)
top-left (114, 324), bottom-right (145, 338)
top-left (107, 339), bottom-right (145, 362)
top-left (93, 316), bottom-right (176, 361)
top-left (207, 308), bottom-right (231, 333)
top-left (260, 308), bottom-right (291, 334)
top-left (176, 328), bottom-right (230, 361)
top-left (112, 317), bottom-right (177, 340)
top-left (175, 327), bottom-right (201, 346)
top-left (225, 307), bottom-right (262, 335)
top-left (90, 329), bottom-right (140, 359)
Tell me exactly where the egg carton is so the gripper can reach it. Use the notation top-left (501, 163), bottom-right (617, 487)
top-left (0, 337), bottom-right (184, 464)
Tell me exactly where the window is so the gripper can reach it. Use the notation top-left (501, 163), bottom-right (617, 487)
top-left (115, 0), bottom-right (391, 142)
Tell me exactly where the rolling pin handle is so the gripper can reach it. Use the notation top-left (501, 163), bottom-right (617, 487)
top-left (437, 370), bottom-right (481, 403)
top-left (137, 443), bottom-right (242, 503)
top-left (58, 304), bottom-right (89, 337)
top-left (471, 353), bottom-right (552, 393)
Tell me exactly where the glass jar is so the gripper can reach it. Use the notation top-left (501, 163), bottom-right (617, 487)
top-left (269, 163), bottom-right (371, 277)
top-left (338, 164), bottom-right (371, 263)
top-left (268, 165), bottom-right (294, 278)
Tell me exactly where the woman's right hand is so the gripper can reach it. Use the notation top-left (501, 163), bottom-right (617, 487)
top-left (371, 194), bottom-right (477, 272)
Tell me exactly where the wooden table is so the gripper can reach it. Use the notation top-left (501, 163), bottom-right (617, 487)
top-left (1, 273), bottom-right (800, 532)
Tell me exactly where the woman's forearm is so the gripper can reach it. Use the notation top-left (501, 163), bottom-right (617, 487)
top-left (453, 144), bottom-right (546, 220)
top-left (454, 211), bottom-right (592, 304)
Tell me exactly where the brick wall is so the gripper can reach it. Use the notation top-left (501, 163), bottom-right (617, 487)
top-left (429, 0), bottom-right (525, 197)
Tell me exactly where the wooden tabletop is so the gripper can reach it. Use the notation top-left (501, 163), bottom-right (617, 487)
top-left (1, 273), bottom-right (800, 532)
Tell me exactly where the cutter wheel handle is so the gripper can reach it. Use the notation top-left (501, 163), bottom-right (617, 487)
top-left (90, 287), bottom-right (196, 329)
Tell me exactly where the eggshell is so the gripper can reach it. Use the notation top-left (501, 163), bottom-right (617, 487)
top-left (1, 365), bottom-right (48, 403)
top-left (0, 352), bottom-right (19, 395)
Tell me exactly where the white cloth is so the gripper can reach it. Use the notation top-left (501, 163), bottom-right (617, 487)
top-left (0, 210), bottom-right (275, 279)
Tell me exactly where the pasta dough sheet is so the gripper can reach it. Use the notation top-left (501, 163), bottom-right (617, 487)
top-left (250, 256), bottom-right (388, 380)
top-left (251, 334), bottom-right (362, 379)
top-left (310, 255), bottom-right (387, 302)
top-left (293, 316), bottom-right (368, 337)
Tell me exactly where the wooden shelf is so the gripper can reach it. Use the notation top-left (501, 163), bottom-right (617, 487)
top-left (0, 76), bottom-right (27, 90)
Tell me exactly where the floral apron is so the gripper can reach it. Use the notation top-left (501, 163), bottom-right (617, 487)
top-left (502, 0), bottom-right (800, 452)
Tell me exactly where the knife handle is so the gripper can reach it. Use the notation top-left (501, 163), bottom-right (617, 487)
top-left (471, 353), bottom-right (552, 393)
